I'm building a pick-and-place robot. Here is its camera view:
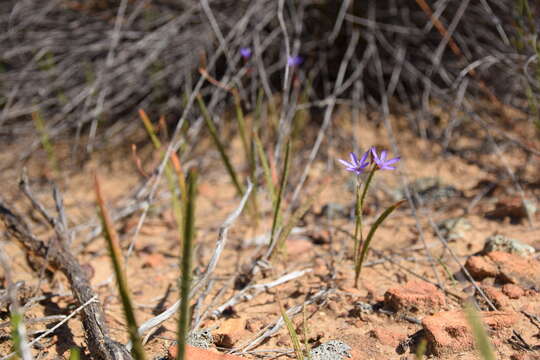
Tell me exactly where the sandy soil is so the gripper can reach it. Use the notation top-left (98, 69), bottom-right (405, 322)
top-left (1, 107), bottom-right (539, 360)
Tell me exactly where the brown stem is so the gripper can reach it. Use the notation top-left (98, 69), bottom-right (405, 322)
top-left (0, 202), bottom-right (133, 360)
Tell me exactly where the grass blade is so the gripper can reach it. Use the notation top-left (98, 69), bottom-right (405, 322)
top-left (177, 170), bottom-right (197, 360)
top-left (95, 174), bottom-right (146, 360)
top-left (268, 141), bottom-right (291, 251)
top-left (69, 347), bottom-right (80, 360)
top-left (272, 184), bottom-right (323, 258)
top-left (354, 199), bottom-right (405, 287)
top-left (303, 304), bottom-right (312, 360)
top-left (253, 129), bottom-right (275, 204)
top-left (32, 111), bottom-right (58, 175)
top-left (278, 297), bottom-right (304, 360)
top-left (464, 303), bottom-right (496, 360)
top-left (196, 94), bottom-right (244, 196)
top-left (139, 109), bottom-right (184, 246)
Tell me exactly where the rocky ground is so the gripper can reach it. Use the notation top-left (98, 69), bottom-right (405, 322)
top-left (0, 108), bottom-right (539, 359)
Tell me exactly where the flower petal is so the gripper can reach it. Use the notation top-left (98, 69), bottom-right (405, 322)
top-left (359, 150), bottom-right (370, 166)
top-left (338, 159), bottom-right (352, 167)
top-left (370, 147), bottom-right (379, 162)
top-left (350, 152), bottom-right (358, 165)
top-left (385, 157), bottom-right (400, 165)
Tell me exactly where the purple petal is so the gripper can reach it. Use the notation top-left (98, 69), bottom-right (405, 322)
top-left (240, 47), bottom-right (252, 59)
top-left (380, 150), bottom-right (387, 162)
top-left (359, 150), bottom-right (369, 165)
top-left (370, 147), bottom-right (379, 162)
top-left (338, 159), bottom-right (352, 168)
top-left (349, 152), bottom-right (359, 165)
top-left (385, 157), bottom-right (400, 165)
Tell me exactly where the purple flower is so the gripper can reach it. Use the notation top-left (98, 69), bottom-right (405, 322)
top-left (240, 47), bottom-right (252, 59)
top-left (370, 147), bottom-right (400, 170)
top-left (287, 55), bottom-right (303, 67)
top-left (338, 151), bottom-right (370, 175)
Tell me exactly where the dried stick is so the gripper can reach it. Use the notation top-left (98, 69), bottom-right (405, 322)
top-left (211, 269), bottom-right (312, 318)
top-left (0, 202), bottom-right (132, 360)
top-left (233, 288), bottom-right (332, 354)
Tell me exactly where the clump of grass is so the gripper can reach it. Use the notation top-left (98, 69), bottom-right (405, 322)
top-left (177, 170), bottom-right (197, 360)
top-left (94, 174), bottom-right (146, 360)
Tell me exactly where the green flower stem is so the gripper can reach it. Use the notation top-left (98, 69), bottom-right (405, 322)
top-left (353, 166), bottom-right (376, 262)
top-left (354, 199), bottom-right (405, 288)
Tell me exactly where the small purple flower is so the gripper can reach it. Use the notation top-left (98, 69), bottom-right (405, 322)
top-left (287, 55), bottom-right (303, 67)
top-left (240, 47), bottom-right (252, 59)
top-left (338, 151), bottom-right (370, 175)
top-left (370, 147), bottom-right (400, 170)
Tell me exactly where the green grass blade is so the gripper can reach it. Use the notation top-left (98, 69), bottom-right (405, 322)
top-left (138, 109), bottom-right (184, 242)
top-left (253, 130), bottom-right (275, 204)
top-left (95, 175), bottom-right (146, 360)
top-left (273, 189), bottom-right (320, 258)
top-left (354, 199), bottom-right (405, 287)
top-left (139, 109), bottom-right (163, 149)
top-left (32, 111), bottom-right (58, 175)
top-left (69, 347), bottom-right (80, 360)
top-left (278, 298), bottom-right (304, 360)
top-left (10, 311), bottom-right (31, 360)
top-left (268, 141), bottom-right (291, 251)
top-left (177, 170), bottom-right (197, 360)
top-left (196, 94), bottom-right (244, 196)
top-left (415, 338), bottom-right (427, 359)
top-left (232, 91), bottom-right (252, 172)
top-left (303, 304), bottom-right (312, 360)
top-left (464, 303), bottom-right (496, 360)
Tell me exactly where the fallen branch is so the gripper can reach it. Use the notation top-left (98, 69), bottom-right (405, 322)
top-left (0, 200), bottom-right (133, 360)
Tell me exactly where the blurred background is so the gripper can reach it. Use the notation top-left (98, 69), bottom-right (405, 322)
top-left (1, 0), bottom-right (539, 166)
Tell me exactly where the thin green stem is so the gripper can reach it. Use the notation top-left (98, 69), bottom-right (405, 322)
top-left (177, 170), bottom-right (197, 360)
top-left (268, 141), bottom-right (291, 251)
top-left (354, 200), bottom-right (405, 287)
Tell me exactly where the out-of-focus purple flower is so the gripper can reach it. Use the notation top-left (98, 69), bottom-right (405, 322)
top-left (338, 151), bottom-right (370, 175)
top-left (370, 147), bottom-right (400, 170)
top-left (287, 55), bottom-right (303, 67)
top-left (240, 47), bottom-right (252, 59)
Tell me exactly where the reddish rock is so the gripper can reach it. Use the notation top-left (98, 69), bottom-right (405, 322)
top-left (168, 344), bottom-right (248, 360)
top-left (487, 252), bottom-right (540, 289)
top-left (214, 318), bottom-right (249, 348)
top-left (482, 286), bottom-right (510, 310)
top-left (502, 284), bottom-right (525, 299)
top-left (422, 310), bottom-right (518, 355)
top-left (384, 280), bottom-right (445, 314)
top-left (465, 255), bottom-right (498, 280)
top-left (368, 328), bottom-right (407, 348)
top-left (465, 252), bottom-right (540, 290)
